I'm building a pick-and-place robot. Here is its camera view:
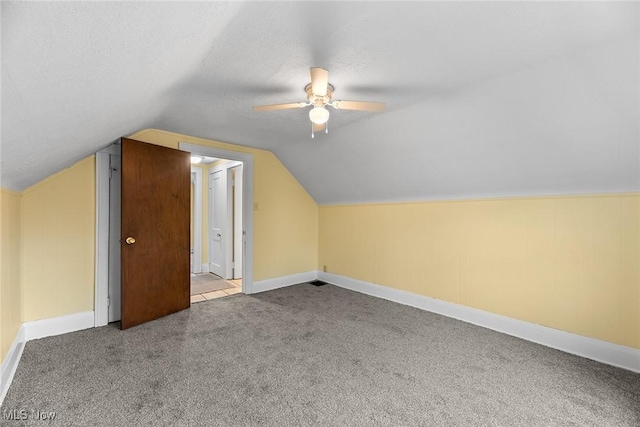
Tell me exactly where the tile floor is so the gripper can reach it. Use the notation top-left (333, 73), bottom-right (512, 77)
top-left (190, 273), bottom-right (242, 304)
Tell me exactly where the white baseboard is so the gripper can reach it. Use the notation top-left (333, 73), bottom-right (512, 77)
top-left (1, 311), bottom-right (96, 406)
top-left (1, 326), bottom-right (26, 405)
top-left (23, 311), bottom-right (95, 341)
top-left (318, 271), bottom-right (640, 373)
top-left (252, 271), bottom-right (318, 294)
top-left (201, 264), bottom-right (210, 273)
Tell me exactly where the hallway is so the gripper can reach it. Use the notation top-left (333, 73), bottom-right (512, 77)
top-left (190, 273), bottom-right (241, 303)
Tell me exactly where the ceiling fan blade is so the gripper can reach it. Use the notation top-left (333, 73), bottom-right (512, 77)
top-left (310, 67), bottom-right (329, 97)
top-left (312, 122), bottom-right (326, 132)
top-left (253, 102), bottom-right (306, 112)
top-left (332, 100), bottom-right (386, 112)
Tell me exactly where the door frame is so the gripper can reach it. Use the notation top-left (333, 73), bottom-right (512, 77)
top-left (108, 152), bottom-right (122, 322)
top-left (95, 145), bottom-right (119, 326)
top-left (183, 144), bottom-right (253, 292)
top-left (191, 166), bottom-right (203, 274)
top-left (231, 164), bottom-right (243, 279)
top-left (95, 141), bottom-right (254, 327)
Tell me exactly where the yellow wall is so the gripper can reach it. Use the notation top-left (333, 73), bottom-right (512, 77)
top-left (7, 126), bottom-right (634, 357)
top-left (20, 157), bottom-right (96, 322)
top-left (319, 194), bottom-right (640, 349)
top-left (1, 189), bottom-right (22, 364)
top-left (130, 129), bottom-right (318, 281)
top-left (7, 129), bottom-right (316, 331)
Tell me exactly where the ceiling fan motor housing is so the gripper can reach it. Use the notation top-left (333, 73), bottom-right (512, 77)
top-left (305, 83), bottom-right (334, 107)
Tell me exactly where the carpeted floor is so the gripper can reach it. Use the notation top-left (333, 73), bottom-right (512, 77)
top-left (2, 284), bottom-right (639, 426)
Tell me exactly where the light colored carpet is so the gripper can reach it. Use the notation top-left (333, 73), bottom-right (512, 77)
top-left (1, 284), bottom-right (639, 426)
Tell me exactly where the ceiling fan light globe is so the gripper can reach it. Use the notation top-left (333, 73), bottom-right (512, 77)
top-left (309, 107), bottom-right (329, 125)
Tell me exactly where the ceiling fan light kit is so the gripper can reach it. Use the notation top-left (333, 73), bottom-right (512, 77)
top-left (253, 67), bottom-right (385, 137)
top-left (309, 106), bottom-right (330, 125)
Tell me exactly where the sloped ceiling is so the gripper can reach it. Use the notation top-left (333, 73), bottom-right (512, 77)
top-left (2, 2), bottom-right (638, 204)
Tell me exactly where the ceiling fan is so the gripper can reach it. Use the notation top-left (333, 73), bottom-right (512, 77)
top-left (253, 67), bottom-right (385, 138)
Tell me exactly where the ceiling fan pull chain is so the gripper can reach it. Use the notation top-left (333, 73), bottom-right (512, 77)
top-left (311, 122), bottom-right (315, 139)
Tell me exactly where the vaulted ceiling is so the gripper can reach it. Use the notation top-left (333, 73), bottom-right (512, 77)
top-left (2, 2), bottom-right (638, 204)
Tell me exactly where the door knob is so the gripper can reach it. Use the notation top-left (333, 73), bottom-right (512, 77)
top-left (217, 233), bottom-right (222, 238)
top-left (125, 237), bottom-right (136, 245)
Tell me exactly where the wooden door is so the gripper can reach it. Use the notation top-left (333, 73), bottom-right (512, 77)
top-left (121, 138), bottom-right (190, 330)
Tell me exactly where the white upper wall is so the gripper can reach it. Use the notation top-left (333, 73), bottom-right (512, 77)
top-left (1, 2), bottom-right (638, 204)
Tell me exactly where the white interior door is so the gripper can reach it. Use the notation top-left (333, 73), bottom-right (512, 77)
top-left (232, 165), bottom-right (243, 279)
top-left (209, 168), bottom-right (226, 277)
top-left (108, 153), bottom-right (121, 322)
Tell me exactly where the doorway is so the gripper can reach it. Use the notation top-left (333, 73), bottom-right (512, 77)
top-left (189, 157), bottom-right (244, 303)
top-left (94, 141), bottom-right (254, 327)
top-left (207, 160), bottom-right (243, 279)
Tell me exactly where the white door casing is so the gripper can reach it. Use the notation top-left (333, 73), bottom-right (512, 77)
top-left (232, 165), bottom-right (243, 279)
top-left (108, 153), bottom-right (121, 322)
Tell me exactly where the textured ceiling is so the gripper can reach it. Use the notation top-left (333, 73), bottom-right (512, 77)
top-left (2, 2), bottom-right (638, 204)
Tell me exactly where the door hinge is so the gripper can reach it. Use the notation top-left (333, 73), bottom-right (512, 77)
top-left (107, 295), bottom-right (111, 307)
